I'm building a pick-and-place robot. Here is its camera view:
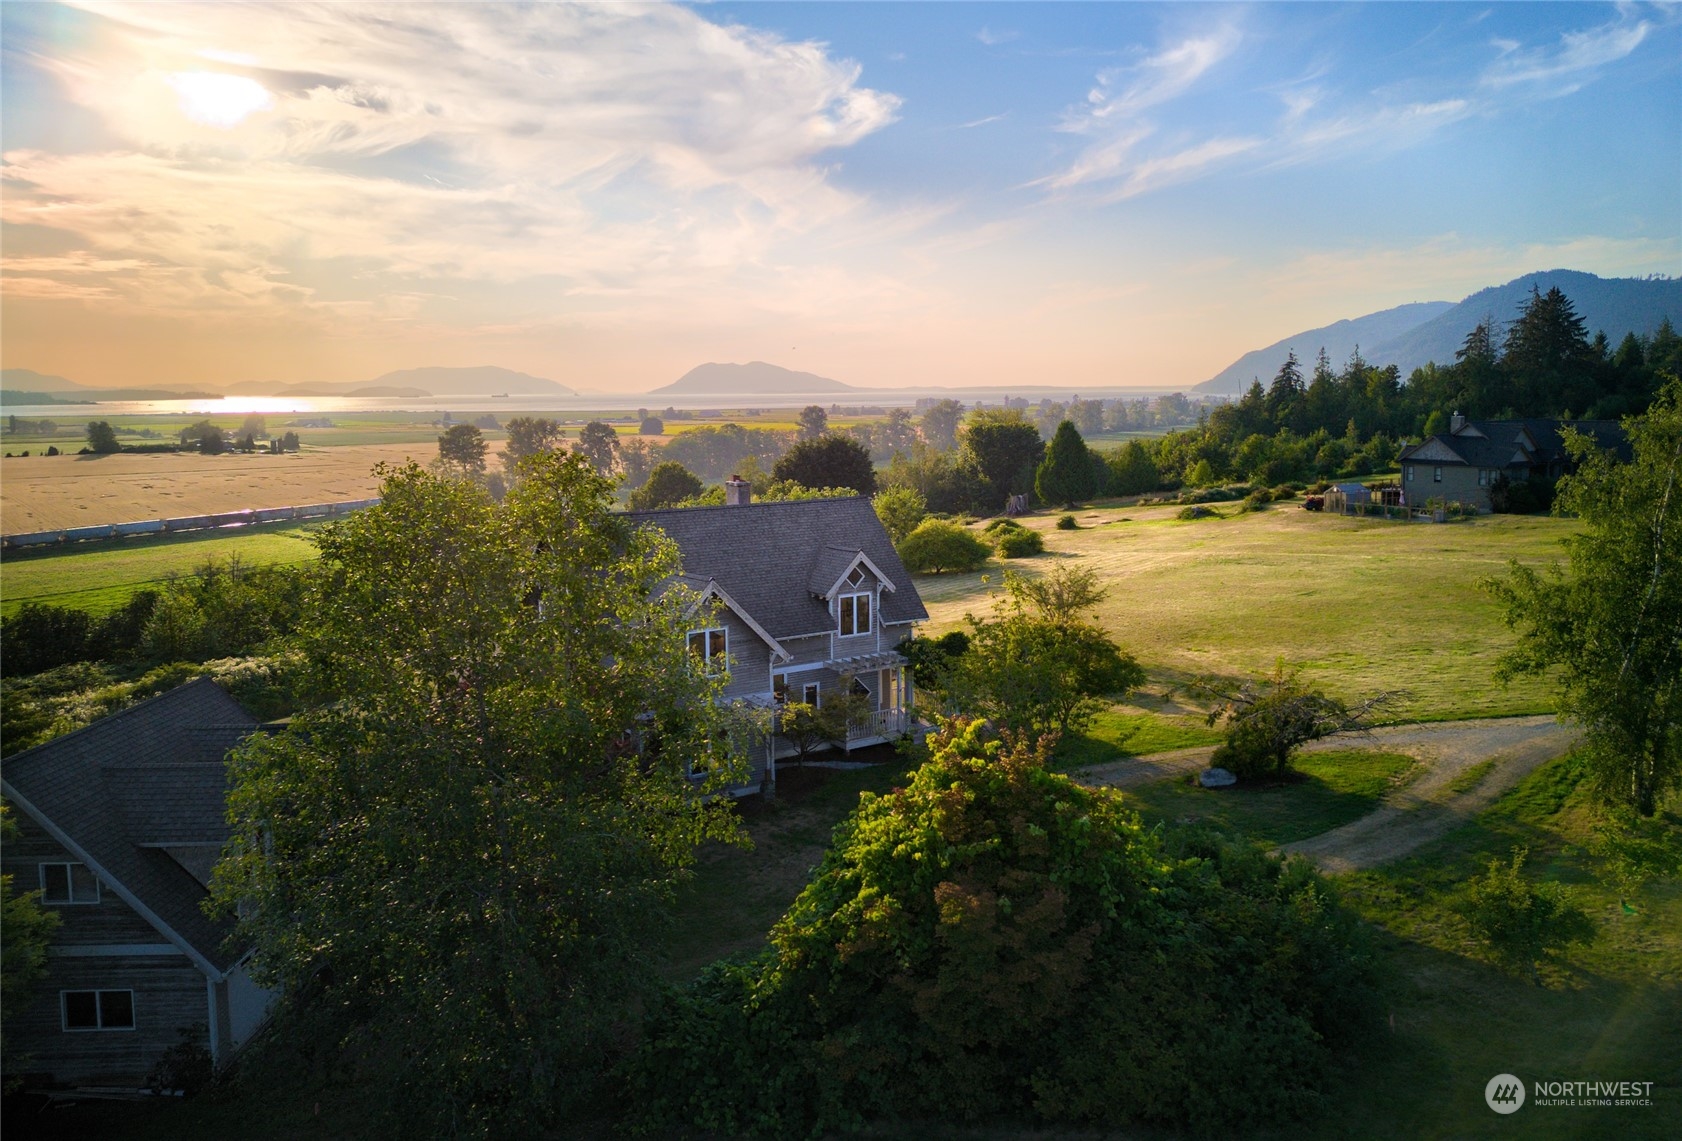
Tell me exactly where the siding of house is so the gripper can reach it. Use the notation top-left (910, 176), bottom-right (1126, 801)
top-left (703, 607), bottom-right (774, 701)
top-left (1404, 462), bottom-right (1492, 510)
top-left (4, 813), bottom-right (210, 1086)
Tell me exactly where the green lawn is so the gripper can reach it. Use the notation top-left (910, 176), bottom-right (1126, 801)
top-left (0, 524), bottom-right (320, 615)
top-left (916, 503), bottom-right (1573, 722)
top-left (1119, 748), bottom-right (1421, 844)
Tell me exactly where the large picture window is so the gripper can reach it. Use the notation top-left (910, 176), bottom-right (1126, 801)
top-left (40, 862), bottom-right (100, 905)
top-left (838, 592), bottom-right (871, 636)
top-left (62, 990), bottom-right (134, 1031)
top-left (686, 627), bottom-right (727, 674)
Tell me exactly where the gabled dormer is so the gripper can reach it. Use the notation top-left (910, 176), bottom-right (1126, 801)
top-left (807, 545), bottom-right (897, 639)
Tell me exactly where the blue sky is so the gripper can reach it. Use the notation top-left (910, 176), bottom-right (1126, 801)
top-left (2, 2), bottom-right (1676, 393)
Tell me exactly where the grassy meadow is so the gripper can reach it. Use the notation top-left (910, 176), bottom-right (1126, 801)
top-left (1, 523), bottom-right (320, 616)
top-left (918, 502), bottom-right (1574, 723)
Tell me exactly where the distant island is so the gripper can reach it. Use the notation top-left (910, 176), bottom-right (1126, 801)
top-left (368, 366), bottom-right (572, 396)
top-left (649, 361), bottom-right (859, 396)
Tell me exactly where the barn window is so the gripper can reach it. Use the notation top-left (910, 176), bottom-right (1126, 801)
top-left (40, 863), bottom-right (100, 905)
top-left (62, 990), bottom-right (134, 1031)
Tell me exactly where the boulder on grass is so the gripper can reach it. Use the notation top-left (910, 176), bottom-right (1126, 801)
top-left (1199, 767), bottom-right (1237, 788)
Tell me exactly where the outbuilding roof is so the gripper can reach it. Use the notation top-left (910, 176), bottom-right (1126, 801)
top-left (1, 677), bottom-right (259, 977)
top-left (625, 496), bottom-right (928, 640)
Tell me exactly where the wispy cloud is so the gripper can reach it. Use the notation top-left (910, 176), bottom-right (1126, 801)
top-left (976, 27), bottom-right (1019, 48)
top-left (1483, 5), bottom-right (1659, 95)
top-left (1066, 25), bottom-right (1242, 129)
top-left (957, 113), bottom-right (1008, 130)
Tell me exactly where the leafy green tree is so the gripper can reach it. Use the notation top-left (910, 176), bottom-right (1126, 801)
top-left (1461, 847), bottom-right (1595, 984)
top-left (639, 416), bottom-right (664, 436)
top-left (280, 430), bottom-right (300, 452)
top-left (1201, 663), bottom-right (1399, 781)
top-left (628, 721), bottom-right (1375, 1137)
top-left (437, 422), bottom-right (487, 477)
top-left (896, 519), bottom-right (990, 574)
top-left (210, 455), bottom-right (746, 1135)
top-left (918, 398), bottom-right (965, 451)
top-left (502, 416), bottom-right (562, 477)
top-left (1105, 439), bottom-right (1160, 496)
top-left (2, 804), bottom-right (60, 1091)
top-left (85, 420), bottom-right (121, 453)
top-left (179, 419), bottom-right (226, 454)
top-left (775, 701), bottom-right (846, 766)
top-left (1490, 379), bottom-right (1682, 815)
top-left (771, 434), bottom-right (876, 495)
top-left (575, 420), bottom-right (621, 475)
top-left (627, 460), bottom-right (704, 509)
top-left (951, 567), bottom-right (1143, 737)
top-left (661, 423), bottom-right (787, 481)
top-left (1035, 420), bottom-right (1099, 508)
top-left (797, 404), bottom-right (829, 440)
top-left (872, 486), bottom-right (926, 544)
top-left (960, 410), bottom-right (1044, 509)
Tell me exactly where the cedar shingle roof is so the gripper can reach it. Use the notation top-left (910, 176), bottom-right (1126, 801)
top-left (1, 677), bottom-right (258, 976)
top-left (1399, 418), bottom-right (1628, 469)
top-left (625, 496), bottom-right (928, 639)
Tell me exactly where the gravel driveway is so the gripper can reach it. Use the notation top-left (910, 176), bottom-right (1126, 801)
top-left (1075, 714), bottom-right (1581, 872)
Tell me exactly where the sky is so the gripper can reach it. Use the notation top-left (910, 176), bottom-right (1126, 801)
top-left (2, 2), bottom-right (1677, 394)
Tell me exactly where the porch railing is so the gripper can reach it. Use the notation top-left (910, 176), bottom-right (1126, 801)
top-left (847, 707), bottom-right (909, 745)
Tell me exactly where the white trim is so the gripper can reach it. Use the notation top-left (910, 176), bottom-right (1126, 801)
top-left (39, 860), bottom-right (101, 905)
top-left (48, 944), bottom-right (183, 958)
top-left (837, 591), bottom-right (872, 637)
top-left (819, 550), bottom-right (897, 599)
top-left (700, 581), bottom-right (793, 663)
top-left (1, 780), bottom-right (224, 980)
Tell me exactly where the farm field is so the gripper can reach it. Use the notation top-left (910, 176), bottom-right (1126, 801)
top-left (1, 524), bottom-right (320, 616)
top-left (916, 503), bottom-right (1574, 723)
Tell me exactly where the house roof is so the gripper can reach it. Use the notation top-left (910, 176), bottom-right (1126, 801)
top-left (1398, 418), bottom-right (1628, 469)
top-left (625, 496), bottom-right (928, 641)
top-left (0, 677), bottom-right (259, 977)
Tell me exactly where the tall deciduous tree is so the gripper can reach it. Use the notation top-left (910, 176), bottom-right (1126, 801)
top-left (503, 416), bottom-right (562, 477)
top-left (797, 404), bottom-right (829, 440)
top-left (210, 455), bottom-right (746, 1134)
top-left (919, 398), bottom-right (965, 451)
top-left (1035, 420), bottom-right (1099, 508)
top-left (85, 420), bottom-right (121, 453)
top-left (437, 422), bottom-right (487, 477)
top-left (772, 434), bottom-right (876, 495)
top-left (1490, 378), bottom-right (1682, 816)
top-left (575, 420), bottom-right (621, 475)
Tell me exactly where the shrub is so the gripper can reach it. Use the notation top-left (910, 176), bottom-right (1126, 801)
top-left (898, 519), bottom-right (990, 574)
top-left (1238, 489), bottom-right (1272, 512)
top-left (872, 486), bottom-right (927, 544)
top-left (627, 722), bottom-right (1376, 1137)
top-left (995, 527), bottom-right (1045, 558)
top-left (1177, 505), bottom-right (1220, 520)
top-left (1461, 847), bottom-right (1595, 984)
top-left (1056, 513), bottom-right (1078, 529)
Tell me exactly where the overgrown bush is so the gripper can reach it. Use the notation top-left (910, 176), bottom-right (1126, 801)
top-left (1460, 847), bottom-right (1595, 984)
top-left (626, 722), bottom-right (1376, 1137)
top-left (1177, 504), bottom-right (1220, 520)
top-left (1056, 514), bottom-right (1078, 529)
top-left (994, 526), bottom-right (1045, 558)
top-left (1238, 489), bottom-right (1273, 512)
top-left (897, 519), bottom-right (990, 574)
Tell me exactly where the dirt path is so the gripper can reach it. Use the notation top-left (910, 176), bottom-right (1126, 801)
top-left (1075, 714), bottom-right (1580, 872)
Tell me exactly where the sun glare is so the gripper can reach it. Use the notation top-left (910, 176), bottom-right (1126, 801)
top-left (168, 71), bottom-right (273, 128)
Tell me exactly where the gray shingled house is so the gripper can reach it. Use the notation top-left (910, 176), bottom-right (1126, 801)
top-left (1, 678), bottom-right (275, 1088)
top-left (1396, 414), bottom-right (1626, 511)
top-left (626, 481), bottom-right (928, 791)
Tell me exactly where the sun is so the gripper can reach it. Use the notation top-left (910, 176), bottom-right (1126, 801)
top-left (167, 71), bottom-right (273, 128)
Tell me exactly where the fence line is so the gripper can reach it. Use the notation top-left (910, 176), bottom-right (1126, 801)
top-left (1, 498), bottom-right (381, 552)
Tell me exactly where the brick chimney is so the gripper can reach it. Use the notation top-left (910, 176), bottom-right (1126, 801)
top-left (725, 476), bottom-right (752, 506)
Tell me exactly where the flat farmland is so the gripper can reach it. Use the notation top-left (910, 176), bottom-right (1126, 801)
top-left (916, 504), bottom-right (1574, 722)
top-left (1, 443), bottom-right (447, 533)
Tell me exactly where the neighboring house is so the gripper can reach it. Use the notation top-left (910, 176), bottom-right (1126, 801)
top-left (1, 678), bottom-right (275, 1088)
top-left (1396, 413), bottom-right (1627, 511)
top-left (626, 480), bottom-right (928, 791)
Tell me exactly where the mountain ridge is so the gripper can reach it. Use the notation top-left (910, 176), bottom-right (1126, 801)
top-left (648, 361), bottom-right (859, 396)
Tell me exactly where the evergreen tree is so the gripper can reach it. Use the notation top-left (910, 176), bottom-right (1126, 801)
top-left (1035, 421), bottom-right (1099, 508)
top-left (1503, 286), bottom-right (1597, 414)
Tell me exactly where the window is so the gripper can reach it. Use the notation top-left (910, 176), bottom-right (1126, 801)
top-left (838, 592), bottom-right (871, 636)
top-left (1433, 466), bottom-right (1443, 483)
top-left (40, 862), bottom-right (99, 905)
top-left (62, 990), bottom-right (134, 1031)
top-left (1478, 469), bottom-right (1490, 487)
top-left (1405, 465), bottom-right (1414, 482)
top-left (802, 682), bottom-right (819, 707)
top-left (773, 672), bottom-right (788, 705)
top-left (686, 627), bottom-right (727, 674)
